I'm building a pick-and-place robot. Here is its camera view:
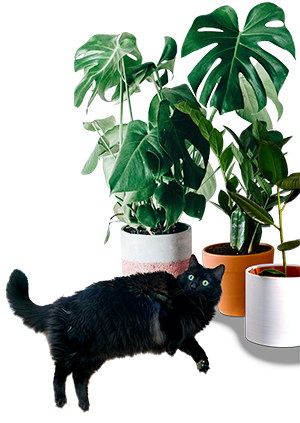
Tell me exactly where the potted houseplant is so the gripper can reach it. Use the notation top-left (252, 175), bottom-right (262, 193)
top-left (175, 2), bottom-right (295, 315)
top-left (230, 140), bottom-right (300, 347)
top-left (74, 34), bottom-right (216, 276)
top-left (77, 3), bottom-right (294, 282)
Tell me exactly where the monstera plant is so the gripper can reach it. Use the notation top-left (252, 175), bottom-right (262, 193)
top-left (76, 3), bottom-right (294, 238)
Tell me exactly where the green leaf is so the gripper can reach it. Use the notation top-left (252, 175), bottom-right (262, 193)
top-left (74, 33), bottom-right (142, 109)
top-left (136, 204), bottom-right (157, 228)
top-left (109, 121), bottom-right (165, 193)
top-left (197, 162), bottom-right (217, 201)
top-left (209, 128), bottom-right (223, 157)
top-left (218, 190), bottom-right (231, 216)
top-left (123, 182), bottom-right (156, 206)
top-left (154, 181), bottom-right (185, 229)
top-left (277, 173), bottom-right (300, 190)
top-left (240, 157), bottom-right (254, 191)
top-left (258, 269), bottom-right (286, 277)
top-left (158, 100), bottom-right (209, 190)
top-left (230, 207), bottom-right (248, 251)
top-left (182, 3), bottom-right (295, 115)
top-left (82, 116), bottom-right (116, 132)
top-left (277, 240), bottom-right (300, 252)
top-left (229, 191), bottom-right (275, 227)
top-left (237, 63), bottom-right (284, 129)
top-left (184, 192), bottom-right (206, 220)
top-left (220, 144), bottom-right (234, 174)
top-left (81, 144), bottom-right (101, 175)
top-left (248, 180), bottom-right (264, 207)
top-left (256, 175), bottom-right (272, 197)
top-left (252, 120), bottom-right (268, 145)
top-left (157, 37), bottom-right (177, 68)
top-left (258, 141), bottom-right (288, 184)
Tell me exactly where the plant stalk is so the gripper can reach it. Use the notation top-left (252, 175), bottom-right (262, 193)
top-left (119, 77), bottom-right (124, 146)
top-left (277, 186), bottom-right (287, 276)
top-left (121, 58), bottom-right (133, 121)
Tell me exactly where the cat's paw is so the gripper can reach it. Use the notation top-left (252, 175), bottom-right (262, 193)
top-left (55, 394), bottom-right (67, 409)
top-left (196, 359), bottom-right (210, 373)
top-left (79, 398), bottom-right (90, 412)
top-left (166, 342), bottom-right (178, 356)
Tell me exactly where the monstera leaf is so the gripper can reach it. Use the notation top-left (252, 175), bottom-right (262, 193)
top-left (74, 33), bottom-right (142, 109)
top-left (182, 3), bottom-right (295, 115)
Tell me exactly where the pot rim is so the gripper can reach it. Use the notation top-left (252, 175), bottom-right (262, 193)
top-left (121, 223), bottom-right (191, 238)
top-left (246, 263), bottom-right (300, 279)
top-left (203, 242), bottom-right (274, 259)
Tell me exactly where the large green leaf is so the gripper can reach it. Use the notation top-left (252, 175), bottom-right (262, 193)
top-left (109, 120), bottom-right (167, 194)
top-left (158, 100), bottom-right (210, 190)
top-left (182, 3), bottom-right (295, 115)
top-left (258, 141), bottom-right (288, 184)
top-left (230, 207), bottom-right (248, 251)
top-left (74, 33), bottom-right (142, 109)
top-left (229, 191), bottom-right (275, 227)
top-left (154, 181), bottom-right (185, 229)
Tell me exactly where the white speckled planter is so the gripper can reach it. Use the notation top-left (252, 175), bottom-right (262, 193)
top-left (121, 224), bottom-right (192, 277)
top-left (246, 264), bottom-right (300, 347)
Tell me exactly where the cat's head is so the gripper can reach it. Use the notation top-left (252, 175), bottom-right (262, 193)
top-left (177, 255), bottom-right (225, 306)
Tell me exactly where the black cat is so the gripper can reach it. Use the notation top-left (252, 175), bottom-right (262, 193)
top-left (6, 255), bottom-right (224, 411)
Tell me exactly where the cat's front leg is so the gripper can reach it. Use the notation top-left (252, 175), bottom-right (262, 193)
top-left (179, 337), bottom-right (210, 373)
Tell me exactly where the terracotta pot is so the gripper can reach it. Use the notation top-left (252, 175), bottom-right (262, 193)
top-left (202, 243), bottom-right (274, 317)
top-left (246, 264), bottom-right (300, 347)
top-left (121, 223), bottom-right (192, 277)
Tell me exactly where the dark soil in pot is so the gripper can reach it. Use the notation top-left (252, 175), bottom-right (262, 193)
top-left (206, 243), bottom-right (272, 256)
top-left (123, 222), bottom-right (188, 235)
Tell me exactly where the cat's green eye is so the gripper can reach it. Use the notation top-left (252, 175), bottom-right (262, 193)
top-left (188, 274), bottom-right (195, 281)
top-left (202, 280), bottom-right (209, 287)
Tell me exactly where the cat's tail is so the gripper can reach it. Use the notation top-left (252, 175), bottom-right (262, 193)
top-left (6, 269), bottom-right (52, 333)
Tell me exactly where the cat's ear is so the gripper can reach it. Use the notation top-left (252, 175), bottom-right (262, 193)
top-left (188, 254), bottom-right (201, 269)
top-left (212, 264), bottom-right (225, 282)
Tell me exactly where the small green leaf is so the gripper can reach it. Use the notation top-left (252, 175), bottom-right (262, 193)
top-left (157, 37), bottom-right (177, 68)
top-left (277, 240), bottom-right (300, 251)
top-left (218, 190), bottom-right (231, 216)
top-left (258, 141), bottom-right (288, 184)
top-left (277, 173), bottom-right (300, 190)
top-left (229, 191), bottom-right (275, 227)
top-left (240, 157), bottom-right (254, 191)
top-left (230, 207), bottom-right (248, 251)
top-left (220, 144), bottom-right (234, 174)
top-left (136, 204), bottom-right (157, 228)
top-left (184, 192), bottom-right (206, 220)
top-left (82, 116), bottom-right (116, 132)
top-left (81, 144), bottom-right (100, 175)
top-left (154, 181), bottom-right (185, 229)
top-left (252, 120), bottom-right (269, 144)
top-left (248, 180), bottom-right (264, 207)
top-left (209, 128), bottom-right (223, 157)
top-left (258, 269), bottom-right (286, 277)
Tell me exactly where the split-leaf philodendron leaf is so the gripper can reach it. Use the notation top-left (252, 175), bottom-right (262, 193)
top-left (74, 33), bottom-right (142, 109)
top-left (182, 2), bottom-right (295, 115)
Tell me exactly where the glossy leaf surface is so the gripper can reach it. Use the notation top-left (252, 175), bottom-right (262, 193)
top-left (182, 3), bottom-right (295, 114)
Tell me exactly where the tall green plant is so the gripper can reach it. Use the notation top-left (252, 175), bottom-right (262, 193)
top-left (74, 34), bottom-right (216, 241)
top-left (230, 141), bottom-right (300, 276)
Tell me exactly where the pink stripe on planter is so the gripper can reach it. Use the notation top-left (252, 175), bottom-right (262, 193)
top-left (122, 258), bottom-right (190, 278)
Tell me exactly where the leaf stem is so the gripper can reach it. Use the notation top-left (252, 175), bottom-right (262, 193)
top-left (91, 122), bottom-right (116, 159)
top-left (277, 186), bottom-right (287, 276)
top-left (119, 77), bottom-right (124, 146)
top-left (121, 58), bottom-right (133, 121)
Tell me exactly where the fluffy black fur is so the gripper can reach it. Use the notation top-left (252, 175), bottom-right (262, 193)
top-left (6, 255), bottom-right (224, 411)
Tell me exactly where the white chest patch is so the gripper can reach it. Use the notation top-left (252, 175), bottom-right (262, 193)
top-left (150, 306), bottom-right (166, 346)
